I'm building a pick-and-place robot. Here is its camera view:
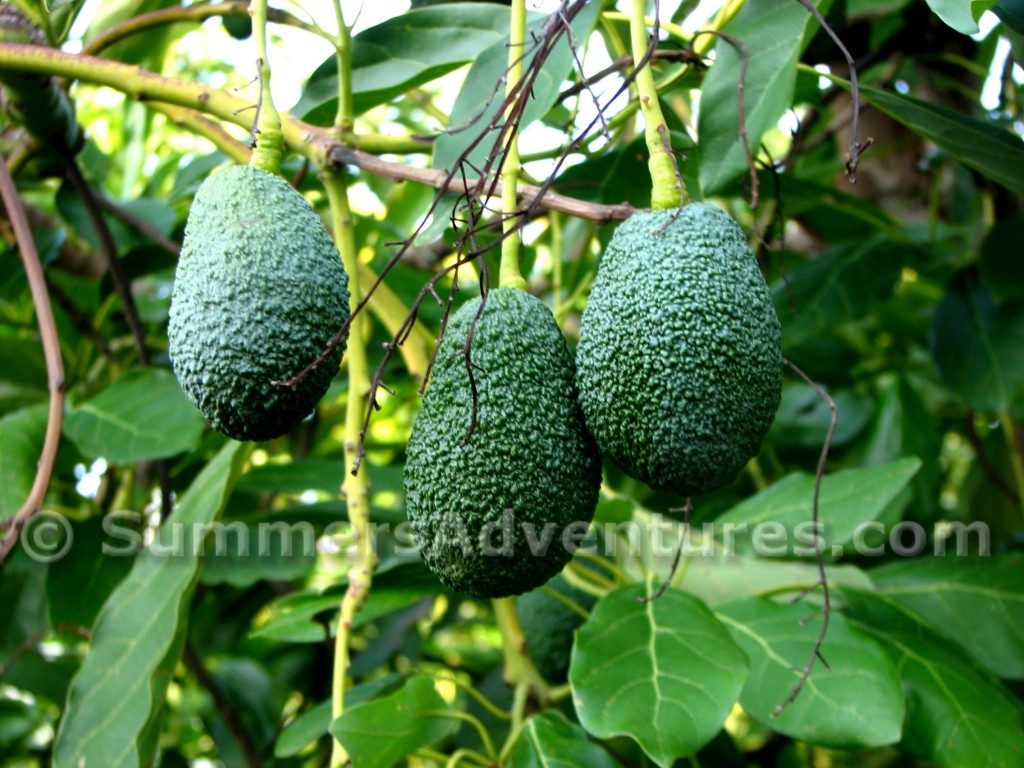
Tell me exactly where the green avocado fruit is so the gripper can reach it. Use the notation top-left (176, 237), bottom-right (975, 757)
top-left (168, 164), bottom-right (350, 441)
top-left (404, 287), bottom-right (601, 599)
top-left (516, 572), bottom-right (597, 682)
top-left (576, 203), bottom-right (782, 496)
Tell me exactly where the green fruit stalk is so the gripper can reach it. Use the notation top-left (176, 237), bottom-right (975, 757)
top-left (404, 287), bottom-right (601, 598)
top-left (168, 164), bottom-right (350, 441)
top-left (576, 203), bottom-right (782, 496)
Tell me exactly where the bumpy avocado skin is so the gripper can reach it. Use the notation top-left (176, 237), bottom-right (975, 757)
top-left (404, 288), bottom-right (601, 599)
top-left (168, 165), bottom-right (350, 441)
top-left (576, 203), bottom-right (782, 496)
top-left (516, 572), bottom-right (597, 682)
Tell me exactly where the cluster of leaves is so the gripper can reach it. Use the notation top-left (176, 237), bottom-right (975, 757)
top-left (0, 0), bottom-right (1023, 767)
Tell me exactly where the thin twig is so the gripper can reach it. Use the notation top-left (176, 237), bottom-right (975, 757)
top-left (792, 0), bottom-right (872, 179)
top-left (0, 623), bottom-right (89, 679)
top-left (638, 498), bottom-right (693, 603)
top-left (94, 194), bottom-right (181, 256)
top-left (183, 643), bottom-right (265, 768)
top-left (0, 152), bottom-right (65, 566)
top-left (773, 358), bottom-right (837, 717)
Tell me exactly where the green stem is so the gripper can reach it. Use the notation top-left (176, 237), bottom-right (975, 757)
top-left (628, 0), bottom-right (681, 209)
top-left (323, 169), bottom-right (377, 768)
top-left (498, 0), bottom-right (528, 290)
top-left (249, 0), bottom-right (282, 173)
top-left (999, 411), bottom-right (1024, 521)
top-left (491, 597), bottom-right (548, 698)
top-left (331, 0), bottom-right (354, 133)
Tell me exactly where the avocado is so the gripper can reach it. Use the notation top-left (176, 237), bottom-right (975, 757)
top-left (404, 287), bottom-right (601, 598)
top-left (517, 571), bottom-right (597, 682)
top-left (168, 164), bottom-right (350, 441)
top-left (576, 203), bottom-right (782, 496)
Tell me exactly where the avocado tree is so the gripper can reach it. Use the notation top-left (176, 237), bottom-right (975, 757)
top-left (0, 0), bottom-right (1022, 766)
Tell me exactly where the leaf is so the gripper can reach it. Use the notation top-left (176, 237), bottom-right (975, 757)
top-left (870, 553), bottom-right (1024, 680)
top-left (925, 0), bottom-right (998, 34)
top-left (0, 404), bottom-right (47, 520)
top-left (234, 457), bottom-right (347, 495)
top-left (570, 584), bottom-right (748, 766)
top-left (199, 521), bottom-right (317, 588)
top-left (713, 458), bottom-right (921, 556)
top-left (717, 598), bottom-right (903, 748)
top-left (330, 675), bottom-right (455, 768)
top-left (509, 711), bottom-right (623, 768)
top-left (845, 588), bottom-right (1024, 768)
top-left (432, 0), bottom-right (602, 173)
top-left (768, 384), bottom-right (874, 449)
top-left (850, 82), bottom-right (1024, 195)
top-left (698, 0), bottom-right (832, 195)
top-left (772, 237), bottom-right (904, 349)
top-left (931, 269), bottom-right (1024, 415)
top-left (294, 4), bottom-right (512, 122)
top-left (980, 214), bottom-right (1024, 301)
top-left (994, 0), bottom-right (1024, 33)
top-left (63, 368), bottom-right (206, 463)
top-left (52, 442), bottom-right (249, 768)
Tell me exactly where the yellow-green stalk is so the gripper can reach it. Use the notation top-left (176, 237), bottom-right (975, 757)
top-left (498, 0), bottom-right (528, 290)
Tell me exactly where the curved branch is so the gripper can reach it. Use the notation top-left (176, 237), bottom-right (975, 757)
top-left (0, 152), bottom-right (65, 565)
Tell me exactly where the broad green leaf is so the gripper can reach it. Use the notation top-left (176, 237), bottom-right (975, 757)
top-left (432, 0), bottom-right (602, 173)
top-left (931, 269), bottom-right (1024, 415)
top-left (234, 457), bottom-right (346, 494)
top-left (251, 559), bottom-right (438, 643)
top-left (295, 4), bottom-right (512, 122)
top-left (714, 458), bottom-right (921, 556)
top-left (46, 518), bottom-right (133, 630)
top-left (274, 675), bottom-right (408, 758)
top-left (717, 598), bottom-right (903, 748)
top-left (852, 82), bottom-right (1024, 195)
top-left (845, 588), bottom-right (1024, 768)
top-left (52, 442), bottom-right (249, 768)
top-left (772, 237), bottom-right (904, 348)
top-left (509, 710), bottom-right (623, 768)
top-left (871, 554), bottom-right (1024, 679)
top-left (63, 367), bottom-right (206, 463)
top-left (980, 214), bottom-right (1024, 301)
top-left (925, 0), bottom-right (998, 33)
top-left (330, 675), bottom-right (455, 768)
top-left (994, 0), bottom-right (1024, 33)
top-left (0, 404), bottom-right (47, 520)
top-left (698, 0), bottom-right (832, 194)
top-left (199, 521), bottom-right (317, 587)
top-left (0, 549), bottom-right (48, 657)
top-left (570, 584), bottom-right (748, 766)
top-left (768, 384), bottom-right (874, 449)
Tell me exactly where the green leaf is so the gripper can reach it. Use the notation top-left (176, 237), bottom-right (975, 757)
top-left (199, 521), bottom-right (316, 588)
top-left (234, 457), bottom-right (346, 494)
top-left (570, 584), bottom-right (748, 766)
top-left (994, 0), bottom-right (1024, 33)
top-left (871, 554), bottom-right (1024, 680)
top-left (768, 384), bottom-right (874, 449)
top-left (714, 458), bottom-right (921, 556)
top-left (330, 675), bottom-right (455, 768)
top-left (698, 0), bottom-right (832, 195)
top-left (63, 368), bottom-right (206, 463)
top-left (52, 442), bottom-right (249, 768)
top-left (509, 711), bottom-right (623, 768)
top-left (294, 4), bottom-right (512, 122)
top-left (0, 404), bottom-right (47, 520)
top-left (852, 82), bottom-right (1024, 195)
top-left (717, 598), bottom-right (903, 748)
top-left (432, 0), bottom-right (602, 173)
top-left (925, 0), bottom-right (998, 33)
top-left (931, 269), bottom-right (1024, 414)
top-left (845, 588), bottom-right (1024, 768)
top-left (772, 237), bottom-right (904, 349)
top-left (980, 214), bottom-right (1024, 301)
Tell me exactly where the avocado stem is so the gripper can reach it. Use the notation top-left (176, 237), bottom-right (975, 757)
top-left (492, 597), bottom-right (549, 701)
top-left (498, 0), bottom-right (528, 291)
top-left (628, 0), bottom-right (683, 210)
top-left (330, 0), bottom-right (354, 134)
top-left (248, 0), bottom-right (282, 173)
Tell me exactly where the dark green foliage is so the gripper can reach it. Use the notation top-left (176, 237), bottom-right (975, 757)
top-left (576, 203), bottom-right (782, 496)
top-left (404, 287), bottom-right (601, 598)
top-left (168, 164), bottom-right (350, 441)
top-left (0, 5), bottom-right (83, 155)
top-left (516, 572), bottom-right (596, 682)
